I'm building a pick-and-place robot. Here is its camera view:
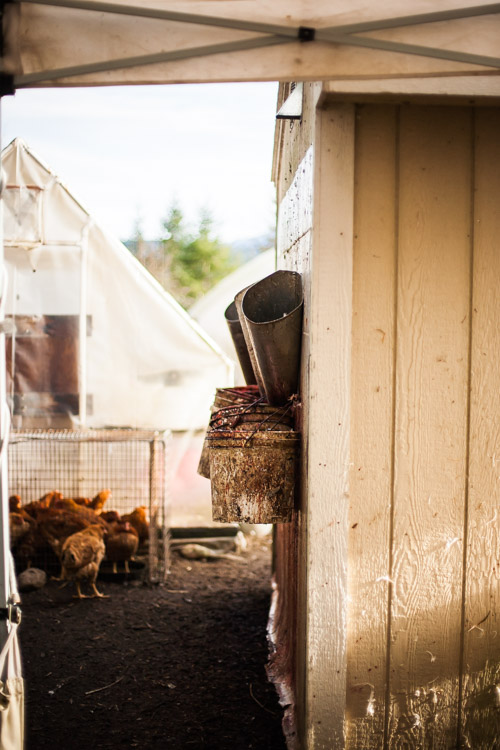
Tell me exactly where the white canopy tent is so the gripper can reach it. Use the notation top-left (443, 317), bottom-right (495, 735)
top-left (1, 137), bottom-right (233, 432)
top-left (0, 1), bottom-right (499, 94)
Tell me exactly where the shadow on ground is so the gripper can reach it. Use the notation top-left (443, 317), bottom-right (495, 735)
top-left (18, 536), bottom-right (287, 750)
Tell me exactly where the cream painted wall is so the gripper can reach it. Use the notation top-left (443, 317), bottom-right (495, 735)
top-left (274, 94), bottom-right (500, 749)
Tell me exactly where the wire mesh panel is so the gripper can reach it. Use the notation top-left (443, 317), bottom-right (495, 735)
top-left (8, 429), bottom-right (171, 582)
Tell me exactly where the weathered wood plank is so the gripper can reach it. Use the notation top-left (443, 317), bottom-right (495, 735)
top-left (305, 102), bottom-right (354, 750)
top-left (274, 83), bottom-right (322, 750)
top-left (346, 104), bottom-right (398, 749)
top-left (324, 76), bottom-right (500, 101)
top-left (460, 107), bottom-right (500, 750)
top-left (387, 106), bottom-right (472, 748)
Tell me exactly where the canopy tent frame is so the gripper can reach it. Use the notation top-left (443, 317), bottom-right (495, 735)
top-left (15, 38), bottom-right (291, 88)
top-left (5, 0), bottom-right (500, 89)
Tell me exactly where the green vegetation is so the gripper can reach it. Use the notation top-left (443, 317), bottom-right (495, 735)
top-left (160, 204), bottom-right (237, 309)
top-left (129, 203), bottom-right (238, 309)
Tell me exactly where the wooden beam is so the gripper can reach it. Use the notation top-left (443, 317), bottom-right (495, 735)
top-left (346, 104), bottom-right (398, 749)
top-left (386, 106), bottom-right (472, 747)
top-left (460, 107), bottom-right (500, 748)
top-left (304, 102), bottom-right (355, 749)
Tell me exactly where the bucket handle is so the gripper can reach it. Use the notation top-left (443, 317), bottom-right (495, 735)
top-left (210, 396), bottom-right (294, 435)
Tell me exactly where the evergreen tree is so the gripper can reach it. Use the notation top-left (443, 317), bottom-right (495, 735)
top-left (160, 203), bottom-right (237, 308)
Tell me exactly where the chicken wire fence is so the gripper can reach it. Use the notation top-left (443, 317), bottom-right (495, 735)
top-left (8, 428), bottom-right (171, 582)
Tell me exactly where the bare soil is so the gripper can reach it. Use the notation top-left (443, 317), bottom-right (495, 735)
top-left (17, 536), bottom-right (287, 750)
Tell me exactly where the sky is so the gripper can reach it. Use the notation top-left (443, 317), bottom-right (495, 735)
top-left (1, 82), bottom-right (279, 245)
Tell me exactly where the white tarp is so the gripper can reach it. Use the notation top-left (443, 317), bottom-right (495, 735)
top-left (1, 138), bottom-right (233, 431)
top-left (1, 1), bottom-right (500, 93)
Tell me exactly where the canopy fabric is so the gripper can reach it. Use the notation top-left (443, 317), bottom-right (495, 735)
top-left (1, 1), bottom-right (500, 91)
top-left (1, 138), bottom-right (233, 431)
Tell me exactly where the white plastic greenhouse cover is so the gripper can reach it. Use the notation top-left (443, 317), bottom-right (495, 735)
top-left (1, 1), bottom-right (500, 93)
top-left (190, 248), bottom-right (275, 385)
top-left (1, 138), bottom-right (233, 431)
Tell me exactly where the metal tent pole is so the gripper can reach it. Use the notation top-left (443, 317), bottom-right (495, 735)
top-left (0, 100), bottom-right (21, 664)
top-left (0, 102), bottom-right (10, 637)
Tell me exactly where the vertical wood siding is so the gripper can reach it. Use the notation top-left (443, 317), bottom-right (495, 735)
top-left (388, 106), bottom-right (471, 749)
top-left (305, 103), bottom-right (354, 749)
top-left (347, 105), bottom-right (398, 748)
top-left (347, 104), bottom-right (500, 749)
top-left (461, 108), bottom-right (500, 749)
top-left (269, 516), bottom-right (300, 745)
top-left (274, 97), bottom-right (499, 750)
top-left (273, 140), bottom-right (315, 750)
top-left (272, 83), bottom-right (323, 749)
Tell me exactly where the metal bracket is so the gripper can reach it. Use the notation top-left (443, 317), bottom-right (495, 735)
top-left (298, 26), bottom-right (315, 42)
top-left (276, 82), bottom-right (303, 121)
top-left (0, 75), bottom-right (15, 97)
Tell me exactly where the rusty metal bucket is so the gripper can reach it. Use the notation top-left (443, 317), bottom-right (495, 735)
top-left (197, 386), bottom-right (261, 478)
top-left (209, 400), bottom-right (295, 433)
top-left (234, 285), bottom-right (266, 397)
top-left (208, 430), bottom-right (299, 523)
top-left (242, 270), bottom-right (303, 406)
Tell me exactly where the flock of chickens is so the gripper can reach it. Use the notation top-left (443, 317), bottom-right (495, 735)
top-left (9, 490), bottom-right (149, 599)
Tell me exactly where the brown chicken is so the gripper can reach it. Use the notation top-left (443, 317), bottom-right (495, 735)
top-left (23, 492), bottom-right (63, 519)
top-left (100, 510), bottom-right (120, 524)
top-left (105, 520), bottom-right (139, 573)
top-left (9, 495), bottom-right (22, 513)
top-left (14, 505), bottom-right (88, 572)
top-left (69, 490), bottom-right (110, 513)
top-left (9, 512), bottom-right (32, 547)
top-left (15, 517), bottom-right (52, 570)
top-left (71, 497), bottom-right (92, 508)
top-left (121, 507), bottom-right (149, 546)
top-left (57, 525), bottom-right (108, 599)
top-left (9, 496), bottom-right (38, 525)
top-left (14, 495), bottom-right (108, 570)
top-left (38, 508), bottom-right (92, 557)
top-left (49, 496), bottom-right (108, 530)
top-left (90, 489), bottom-right (111, 514)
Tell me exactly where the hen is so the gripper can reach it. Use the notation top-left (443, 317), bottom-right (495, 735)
top-left (105, 519), bottom-right (139, 574)
top-left (49, 496), bottom-right (108, 531)
top-left (89, 489), bottom-right (111, 514)
top-left (100, 510), bottom-right (120, 525)
top-left (14, 516), bottom-right (53, 570)
top-left (9, 495), bottom-right (22, 514)
top-left (121, 507), bottom-right (149, 546)
top-left (38, 508), bottom-right (91, 558)
top-left (58, 524), bottom-right (108, 599)
top-left (21, 491), bottom-right (63, 521)
top-left (9, 512), bottom-right (32, 547)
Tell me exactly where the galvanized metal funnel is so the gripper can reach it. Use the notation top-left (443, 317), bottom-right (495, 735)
top-left (224, 301), bottom-right (257, 385)
top-left (234, 285), bottom-right (266, 397)
top-left (242, 270), bottom-right (303, 406)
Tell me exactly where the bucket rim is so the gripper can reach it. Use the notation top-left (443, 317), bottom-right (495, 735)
top-left (224, 300), bottom-right (239, 323)
top-left (207, 429), bottom-right (300, 441)
top-left (241, 270), bottom-right (303, 326)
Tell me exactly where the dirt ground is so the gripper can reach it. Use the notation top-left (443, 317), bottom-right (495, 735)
top-left (17, 535), bottom-right (287, 750)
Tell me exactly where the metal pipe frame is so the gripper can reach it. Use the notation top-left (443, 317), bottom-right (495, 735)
top-left (11, 1), bottom-right (500, 97)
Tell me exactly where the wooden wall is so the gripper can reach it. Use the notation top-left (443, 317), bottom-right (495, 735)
top-left (347, 103), bottom-right (500, 749)
top-left (272, 82), bottom-right (322, 749)
top-left (273, 96), bottom-right (500, 749)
